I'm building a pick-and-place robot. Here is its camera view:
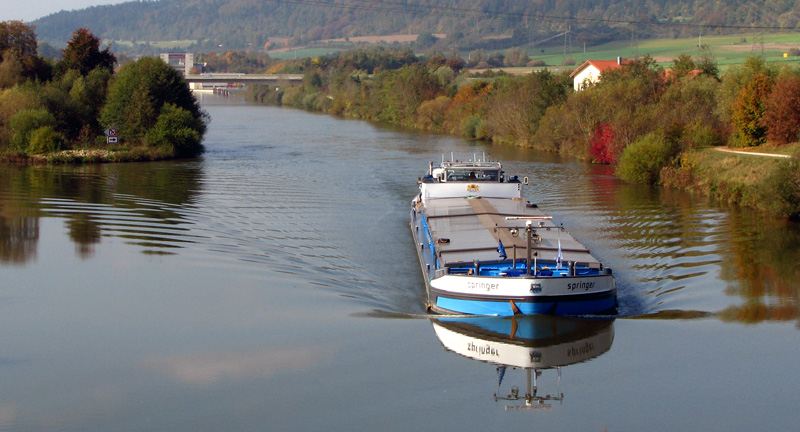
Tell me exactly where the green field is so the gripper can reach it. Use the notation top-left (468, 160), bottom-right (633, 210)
top-left (526, 31), bottom-right (800, 71)
top-left (268, 47), bottom-right (346, 60)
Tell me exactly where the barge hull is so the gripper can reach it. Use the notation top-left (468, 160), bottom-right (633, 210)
top-left (430, 290), bottom-right (618, 316)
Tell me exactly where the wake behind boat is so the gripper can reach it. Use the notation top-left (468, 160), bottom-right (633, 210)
top-left (410, 155), bottom-right (617, 316)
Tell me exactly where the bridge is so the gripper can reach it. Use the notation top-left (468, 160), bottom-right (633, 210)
top-left (185, 73), bottom-right (303, 90)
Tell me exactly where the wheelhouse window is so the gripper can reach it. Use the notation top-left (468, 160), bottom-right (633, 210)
top-left (446, 169), bottom-right (499, 182)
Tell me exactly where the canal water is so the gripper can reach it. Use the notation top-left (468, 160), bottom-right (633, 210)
top-left (1, 94), bottom-right (798, 431)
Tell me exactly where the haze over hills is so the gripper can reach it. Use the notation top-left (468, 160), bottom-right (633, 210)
top-left (30, 0), bottom-right (800, 53)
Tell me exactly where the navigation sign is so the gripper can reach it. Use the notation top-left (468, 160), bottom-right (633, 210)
top-left (105, 127), bottom-right (118, 144)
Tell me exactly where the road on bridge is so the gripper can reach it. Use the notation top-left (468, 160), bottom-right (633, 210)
top-left (185, 73), bottom-right (303, 85)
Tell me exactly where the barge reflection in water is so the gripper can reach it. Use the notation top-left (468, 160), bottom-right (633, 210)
top-left (431, 315), bottom-right (614, 410)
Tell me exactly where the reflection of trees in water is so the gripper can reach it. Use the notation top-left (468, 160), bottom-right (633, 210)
top-left (66, 215), bottom-right (102, 259)
top-left (718, 210), bottom-right (800, 325)
top-left (0, 216), bottom-right (39, 263)
top-left (600, 183), bottom-right (725, 299)
top-left (0, 163), bottom-right (202, 264)
top-left (578, 179), bottom-right (800, 325)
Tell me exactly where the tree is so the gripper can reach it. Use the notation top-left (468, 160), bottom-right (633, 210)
top-left (100, 57), bottom-right (207, 155)
top-left (671, 53), bottom-right (696, 78)
top-left (0, 21), bottom-right (50, 82)
top-left (762, 74), bottom-right (800, 145)
top-left (0, 53), bottom-right (24, 88)
top-left (483, 71), bottom-right (570, 146)
top-left (0, 21), bottom-right (37, 61)
top-left (717, 56), bottom-right (775, 127)
top-left (444, 56), bottom-right (465, 73)
top-left (601, 54), bottom-right (665, 99)
top-left (415, 32), bottom-right (438, 49)
top-left (57, 28), bottom-right (116, 76)
top-left (731, 73), bottom-right (773, 147)
top-left (656, 75), bottom-right (725, 147)
top-left (377, 64), bottom-right (441, 124)
top-left (695, 45), bottom-right (719, 79)
top-left (144, 103), bottom-right (205, 157)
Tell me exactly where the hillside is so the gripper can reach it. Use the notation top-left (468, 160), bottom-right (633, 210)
top-left (31, 0), bottom-right (800, 54)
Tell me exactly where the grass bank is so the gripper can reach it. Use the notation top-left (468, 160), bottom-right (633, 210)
top-left (662, 144), bottom-right (800, 218)
top-left (0, 146), bottom-right (191, 164)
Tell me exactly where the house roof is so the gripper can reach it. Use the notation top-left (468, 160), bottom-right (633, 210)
top-left (570, 60), bottom-right (625, 78)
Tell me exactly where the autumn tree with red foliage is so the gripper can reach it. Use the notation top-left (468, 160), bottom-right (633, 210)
top-left (590, 124), bottom-right (616, 163)
top-left (762, 74), bottom-right (800, 146)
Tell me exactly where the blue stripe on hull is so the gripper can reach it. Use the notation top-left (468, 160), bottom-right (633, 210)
top-left (435, 294), bottom-right (617, 317)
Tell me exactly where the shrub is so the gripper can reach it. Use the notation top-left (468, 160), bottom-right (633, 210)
top-left (26, 126), bottom-right (62, 154)
top-left (460, 115), bottom-right (480, 138)
top-left (616, 132), bottom-right (679, 184)
top-left (281, 85), bottom-right (305, 107)
top-left (764, 154), bottom-right (800, 218)
top-left (9, 108), bottom-right (57, 151)
top-left (0, 85), bottom-right (43, 147)
top-left (474, 118), bottom-right (491, 140)
top-left (143, 103), bottom-right (204, 158)
top-left (301, 92), bottom-right (320, 110)
top-left (248, 84), bottom-right (283, 105)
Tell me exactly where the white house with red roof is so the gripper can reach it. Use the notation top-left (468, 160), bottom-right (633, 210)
top-left (570, 57), bottom-right (626, 91)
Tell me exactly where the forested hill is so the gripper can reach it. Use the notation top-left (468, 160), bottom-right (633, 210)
top-left (32, 0), bottom-right (800, 51)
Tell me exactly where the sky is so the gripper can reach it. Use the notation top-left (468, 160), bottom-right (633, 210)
top-left (2, 0), bottom-right (130, 23)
